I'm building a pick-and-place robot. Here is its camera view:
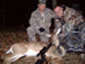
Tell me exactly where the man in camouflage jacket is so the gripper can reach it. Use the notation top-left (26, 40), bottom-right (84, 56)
top-left (54, 5), bottom-right (84, 51)
top-left (54, 5), bottom-right (83, 35)
top-left (26, 0), bottom-right (55, 42)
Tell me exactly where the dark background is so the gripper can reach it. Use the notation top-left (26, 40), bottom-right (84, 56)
top-left (0, 0), bottom-right (85, 29)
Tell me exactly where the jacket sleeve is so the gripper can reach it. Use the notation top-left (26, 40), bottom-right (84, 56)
top-left (29, 12), bottom-right (40, 30)
top-left (29, 12), bottom-right (45, 35)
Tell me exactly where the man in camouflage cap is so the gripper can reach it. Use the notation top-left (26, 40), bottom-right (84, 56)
top-left (26, 0), bottom-right (55, 42)
top-left (54, 5), bottom-right (84, 51)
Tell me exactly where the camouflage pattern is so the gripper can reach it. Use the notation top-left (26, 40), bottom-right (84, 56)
top-left (27, 8), bottom-right (55, 42)
top-left (54, 6), bottom-right (83, 33)
top-left (63, 6), bottom-right (83, 35)
top-left (63, 6), bottom-right (84, 52)
top-left (80, 22), bottom-right (85, 47)
top-left (54, 6), bottom-right (83, 37)
top-left (38, 0), bottom-right (46, 4)
top-left (54, 6), bottom-right (84, 52)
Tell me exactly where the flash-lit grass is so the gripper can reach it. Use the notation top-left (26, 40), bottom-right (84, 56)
top-left (0, 29), bottom-right (85, 64)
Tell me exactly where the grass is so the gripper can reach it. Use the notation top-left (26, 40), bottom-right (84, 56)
top-left (0, 28), bottom-right (85, 64)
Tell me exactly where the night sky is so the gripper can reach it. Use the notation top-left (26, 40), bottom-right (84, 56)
top-left (0, 0), bottom-right (85, 29)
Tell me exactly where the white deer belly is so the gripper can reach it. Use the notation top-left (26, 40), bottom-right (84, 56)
top-left (25, 49), bottom-right (38, 56)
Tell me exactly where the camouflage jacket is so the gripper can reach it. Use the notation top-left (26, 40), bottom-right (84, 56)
top-left (63, 6), bottom-right (83, 34)
top-left (55, 6), bottom-right (83, 35)
top-left (29, 8), bottom-right (56, 33)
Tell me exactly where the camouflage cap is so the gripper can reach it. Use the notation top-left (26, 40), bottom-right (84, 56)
top-left (38, 0), bottom-right (46, 4)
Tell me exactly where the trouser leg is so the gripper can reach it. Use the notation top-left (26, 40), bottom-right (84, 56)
top-left (26, 27), bottom-right (37, 42)
top-left (40, 35), bottom-right (49, 43)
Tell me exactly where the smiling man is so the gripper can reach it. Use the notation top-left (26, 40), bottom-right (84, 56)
top-left (54, 5), bottom-right (84, 52)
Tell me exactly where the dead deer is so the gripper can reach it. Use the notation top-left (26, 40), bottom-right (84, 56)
top-left (4, 28), bottom-right (66, 64)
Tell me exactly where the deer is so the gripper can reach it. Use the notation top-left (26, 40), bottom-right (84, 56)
top-left (4, 28), bottom-right (66, 64)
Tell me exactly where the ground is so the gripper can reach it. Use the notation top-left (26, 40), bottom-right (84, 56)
top-left (0, 28), bottom-right (85, 64)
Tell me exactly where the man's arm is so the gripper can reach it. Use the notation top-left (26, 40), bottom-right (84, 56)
top-left (29, 12), bottom-right (45, 35)
top-left (29, 12), bottom-right (41, 33)
top-left (29, 12), bottom-right (39, 28)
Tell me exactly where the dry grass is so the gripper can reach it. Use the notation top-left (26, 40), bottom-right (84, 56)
top-left (0, 29), bottom-right (85, 64)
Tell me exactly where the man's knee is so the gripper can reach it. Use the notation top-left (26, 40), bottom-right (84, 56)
top-left (40, 35), bottom-right (49, 42)
top-left (26, 27), bottom-right (37, 41)
top-left (26, 27), bottom-right (34, 33)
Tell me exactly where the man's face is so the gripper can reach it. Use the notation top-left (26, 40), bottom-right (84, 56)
top-left (38, 4), bottom-right (46, 12)
top-left (54, 6), bottom-right (63, 17)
